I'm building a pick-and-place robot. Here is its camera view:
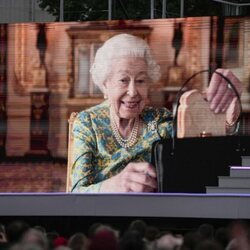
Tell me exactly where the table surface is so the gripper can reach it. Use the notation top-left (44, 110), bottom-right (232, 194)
top-left (1, 193), bottom-right (250, 218)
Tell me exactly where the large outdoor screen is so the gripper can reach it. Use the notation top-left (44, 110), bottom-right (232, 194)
top-left (0, 17), bottom-right (249, 192)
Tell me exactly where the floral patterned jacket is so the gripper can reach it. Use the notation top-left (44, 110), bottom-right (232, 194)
top-left (71, 101), bottom-right (172, 192)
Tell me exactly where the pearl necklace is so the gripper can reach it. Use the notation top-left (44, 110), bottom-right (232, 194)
top-left (110, 111), bottom-right (140, 149)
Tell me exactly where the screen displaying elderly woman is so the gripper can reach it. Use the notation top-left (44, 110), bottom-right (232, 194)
top-left (71, 33), bottom-right (241, 193)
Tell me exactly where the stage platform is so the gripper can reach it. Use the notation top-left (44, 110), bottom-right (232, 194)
top-left (1, 193), bottom-right (250, 218)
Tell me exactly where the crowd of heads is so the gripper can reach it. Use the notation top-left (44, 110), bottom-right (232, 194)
top-left (0, 219), bottom-right (249, 250)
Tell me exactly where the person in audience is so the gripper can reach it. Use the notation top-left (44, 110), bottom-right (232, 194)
top-left (21, 228), bottom-right (48, 250)
top-left (87, 223), bottom-right (103, 239)
top-left (128, 220), bottom-right (147, 239)
top-left (88, 229), bottom-right (118, 250)
top-left (88, 224), bottom-right (119, 240)
top-left (155, 232), bottom-right (183, 250)
top-left (195, 239), bottom-right (223, 250)
top-left (119, 230), bottom-right (146, 250)
top-left (53, 236), bottom-right (68, 249)
top-left (33, 226), bottom-right (46, 235)
top-left (145, 226), bottom-right (161, 250)
top-left (46, 231), bottom-right (60, 250)
top-left (0, 223), bottom-right (9, 250)
top-left (180, 231), bottom-right (202, 250)
top-left (6, 220), bottom-right (30, 246)
top-left (145, 225), bottom-right (160, 242)
top-left (226, 220), bottom-right (250, 250)
top-left (68, 232), bottom-right (88, 250)
top-left (198, 224), bottom-right (214, 240)
top-left (71, 33), bottom-right (242, 192)
top-left (214, 227), bottom-right (230, 248)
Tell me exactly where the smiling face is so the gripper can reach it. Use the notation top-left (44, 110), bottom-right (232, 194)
top-left (104, 57), bottom-right (150, 120)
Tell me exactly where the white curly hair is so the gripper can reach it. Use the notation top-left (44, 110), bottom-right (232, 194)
top-left (90, 33), bottom-right (161, 92)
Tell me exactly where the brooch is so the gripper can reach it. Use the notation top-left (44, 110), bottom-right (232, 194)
top-left (148, 121), bottom-right (157, 132)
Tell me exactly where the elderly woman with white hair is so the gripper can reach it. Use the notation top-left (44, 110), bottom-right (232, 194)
top-left (71, 33), bottom-right (241, 193)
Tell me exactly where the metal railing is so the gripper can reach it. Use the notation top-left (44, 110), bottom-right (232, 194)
top-left (1, 0), bottom-right (250, 23)
top-left (104, 0), bottom-right (250, 21)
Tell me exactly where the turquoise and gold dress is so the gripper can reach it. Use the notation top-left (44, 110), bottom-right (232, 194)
top-left (71, 101), bottom-right (172, 192)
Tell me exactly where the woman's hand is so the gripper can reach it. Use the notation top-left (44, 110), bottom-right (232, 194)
top-left (100, 162), bottom-right (157, 193)
top-left (206, 68), bottom-right (242, 125)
